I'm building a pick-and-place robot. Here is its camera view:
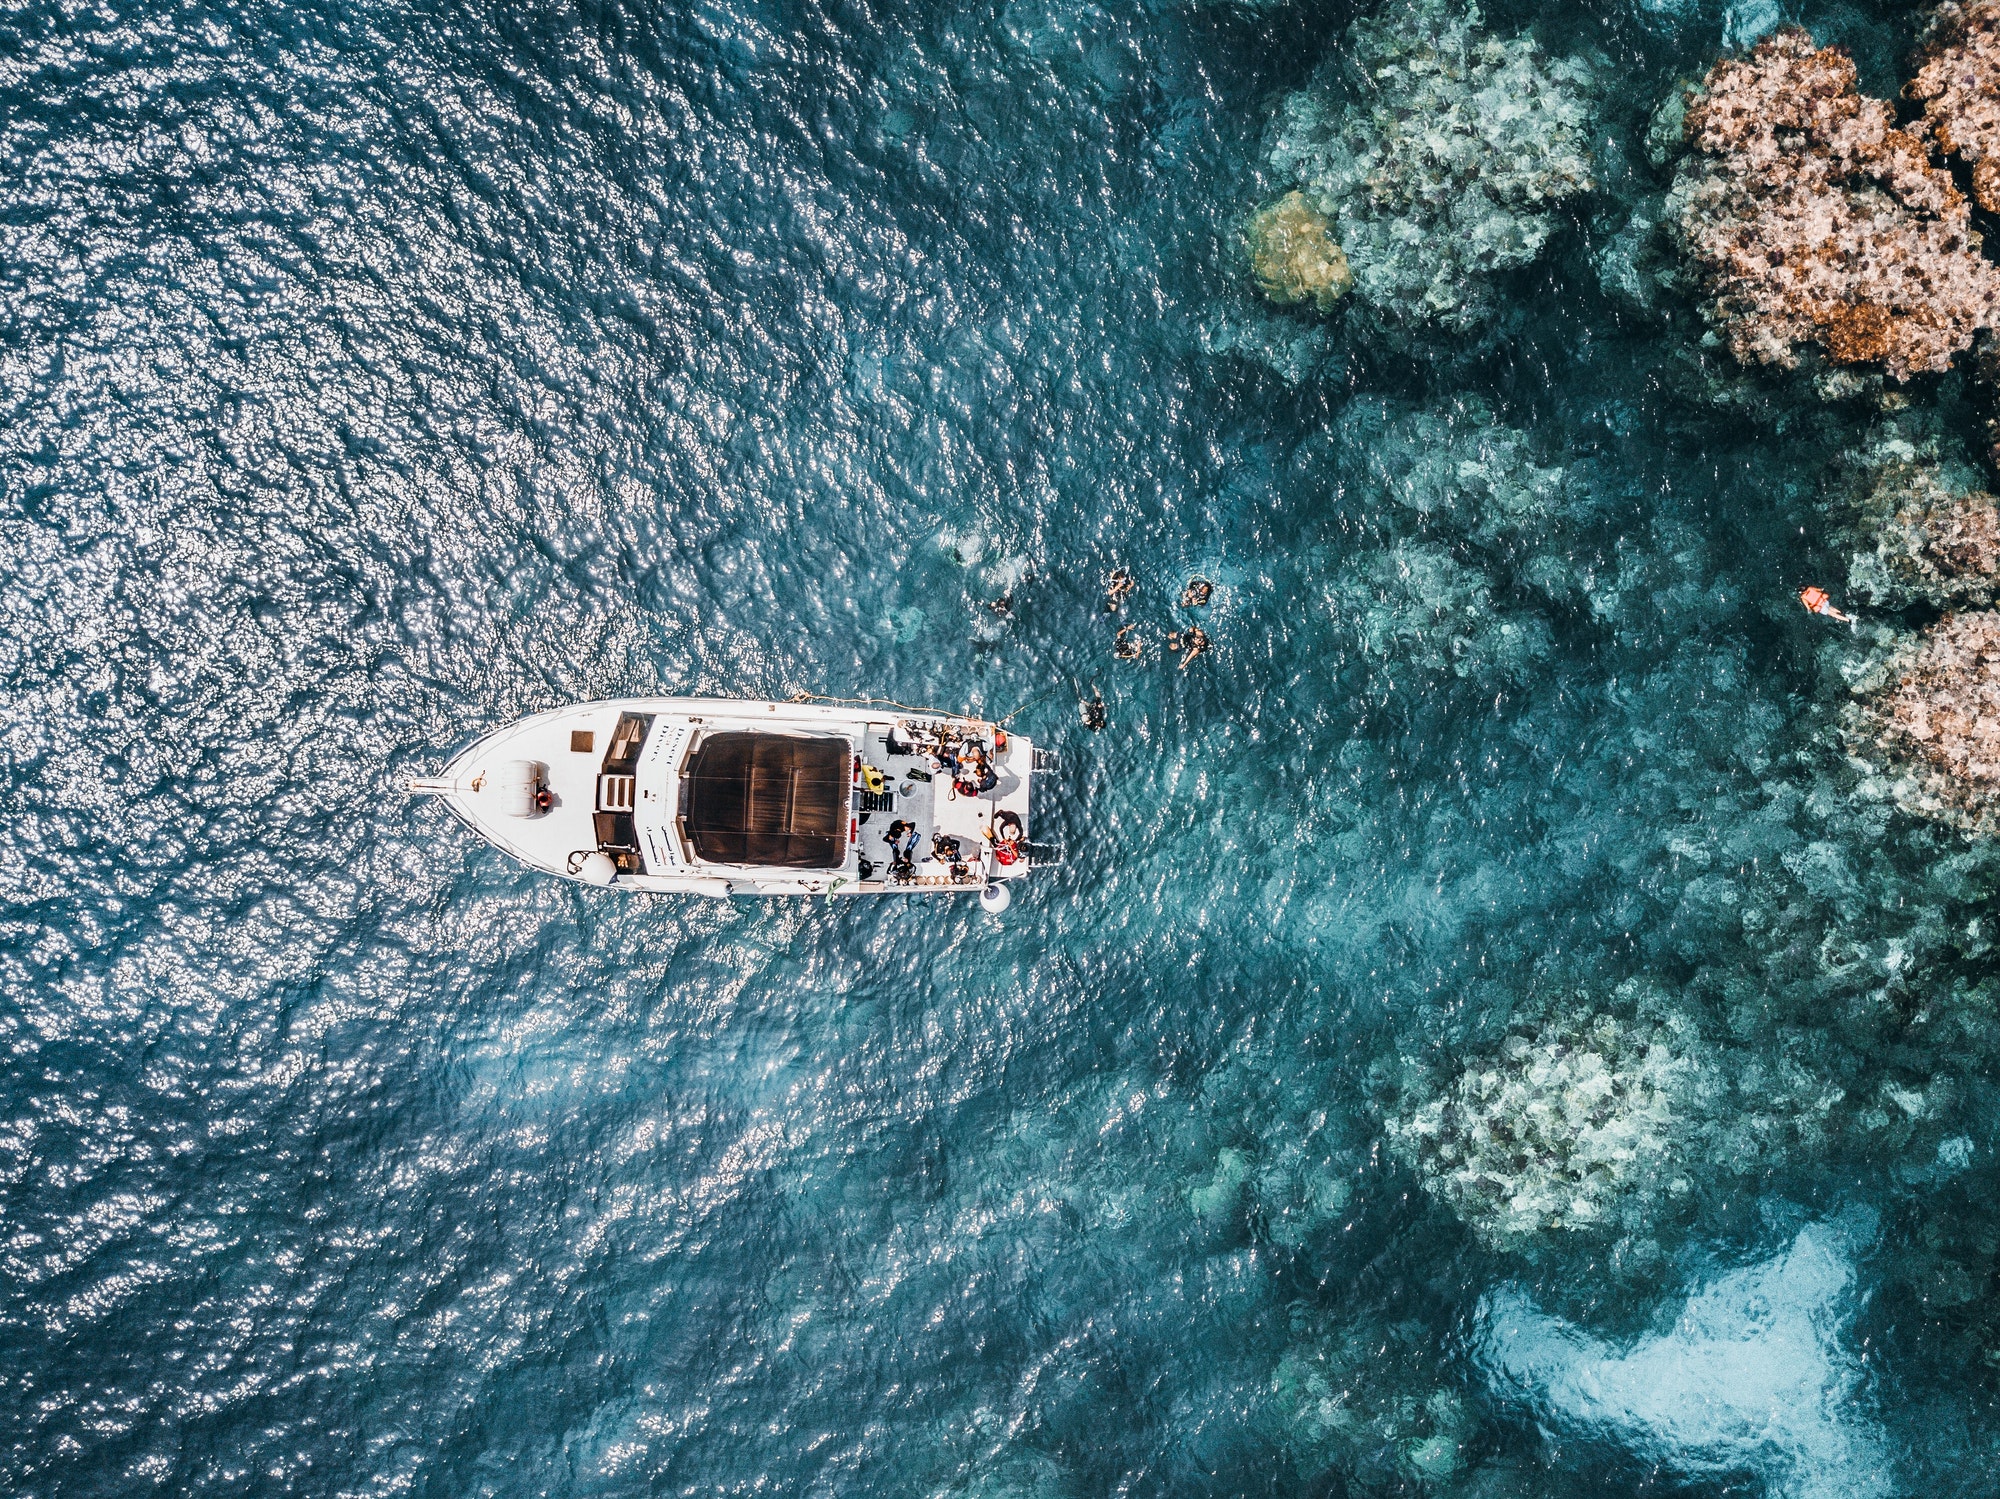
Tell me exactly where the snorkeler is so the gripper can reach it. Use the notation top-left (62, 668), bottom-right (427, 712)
top-left (1104, 567), bottom-right (1136, 613)
top-left (1180, 576), bottom-right (1213, 608)
top-left (1798, 586), bottom-right (1856, 626)
top-left (1166, 626), bottom-right (1210, 669)
top-left (1114, 624), bottom-right (1143, 661)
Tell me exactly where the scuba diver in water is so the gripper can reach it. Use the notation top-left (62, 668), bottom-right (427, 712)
top-left (1104, 567), bottom-right (1136, 613)
top-left (1080, 689), bottom-right (1107, 731)
top-left (1167, 625), bottom-right (1210, 669)
top-left (1180, 576), bottom-right (1213, 607)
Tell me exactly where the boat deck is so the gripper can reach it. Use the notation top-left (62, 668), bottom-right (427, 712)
top-left (851, 721), bottom-right (1032, 892)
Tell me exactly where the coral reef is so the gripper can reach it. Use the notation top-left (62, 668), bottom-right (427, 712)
top-left (1270, 1323), bottom-right (1474, 1488)
top-left (1264, 0), bottom-right (1596, 338)
top-left (1825, 426), bottom-right (2000, 609)
top-left (1847, 609), bottom-right (2000, 834)
top-left (1597, 75), bottom-right (1889, 421)
top-left (1382, 1004), bottom-right (1715, 1246)
top-left (1309, 400), bottom-right (1618, 692)
top-left (1666, 29), bottom-right (2000, 380)
top-left (1328, 542), bottom-right (1554, 683)
top-left (1909, 1), bottom-right (2000, 213)
top-left (1345, 401), bottom-right (1589, 590)
top-left (1246, 192), bottom-right (1353, 312)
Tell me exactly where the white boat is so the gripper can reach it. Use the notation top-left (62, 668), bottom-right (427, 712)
top-left (409, 697), bottom-right (1048, 900)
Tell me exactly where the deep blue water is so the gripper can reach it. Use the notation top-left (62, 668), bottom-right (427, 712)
top-left (5, 0), bottom-right (2000, 1494)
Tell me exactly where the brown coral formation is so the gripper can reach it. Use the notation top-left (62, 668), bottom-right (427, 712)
top-left (1869, 482), bottom-right (2000, 604)
top-left (1851, 610), bottom-right (2000, 833)
top-left (1833, 445), bottom-right (2000, 608)
top-left (1909, 0), bottom-right (2000, 213)
top-left (1669, 28), bottom-right (2000, 381)
top-left (1247, 192), bottom-right (1354, 313)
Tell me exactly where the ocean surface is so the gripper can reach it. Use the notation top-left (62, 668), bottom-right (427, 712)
top-left (4, 0), bottom-right (1998, 1494)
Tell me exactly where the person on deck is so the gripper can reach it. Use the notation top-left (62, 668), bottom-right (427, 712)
top-left (885, 820), bottom-right (920, 880)
top-left (954, 745), bottom-right (998, 797)
top-left (988, 810), bottom-right (1025, 867)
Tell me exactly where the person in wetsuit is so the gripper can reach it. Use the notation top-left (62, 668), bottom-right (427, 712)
top-left (989, 809), bottom-right (1025, 867)
top-left (885, 819), bottom-right (920, 880)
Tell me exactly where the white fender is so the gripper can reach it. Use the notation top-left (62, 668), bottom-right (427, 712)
top-left (575, 851), bottom-right (618, 885)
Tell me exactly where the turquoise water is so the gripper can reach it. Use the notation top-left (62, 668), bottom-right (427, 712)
top-left (4, 0), bottom-right (1999, 1493)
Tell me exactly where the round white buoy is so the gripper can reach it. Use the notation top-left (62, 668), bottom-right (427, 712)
top-left (576, 851), bottom-right (618, 886)
top-left (979, 882), bottom-right (1012, 914)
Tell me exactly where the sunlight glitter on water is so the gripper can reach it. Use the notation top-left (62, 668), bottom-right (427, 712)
top-left (4, 0), bottom-right (1999, 1493)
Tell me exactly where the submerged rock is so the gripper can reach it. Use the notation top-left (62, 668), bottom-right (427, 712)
top-left (1309, 400), bottom-right (1615, 691)
top-left (1667, 28), bottom-right (2000, 380)
top-left (1329, 542), bottom-right (1553, 684)
top-left (1265, 0), bottom-right (1596, 340)
top-left (1270, 1319), bottom-right (1475, 1488)
top-left (1478, 1218), bottom-right (1891, 1499)
top-left (1383, 1004), bottom-right (1712, 1246)
top-left (1848, 609), bottom-right (2000, 835)
top-left (1343, 401), bottom-right (1584, 583)
top-left (1246, 192), bottom-right (1354, 313)
top-left (1826, 429), bottom-right (2000, 609)
top-left (1909, 0), bottom-right (2000, 213)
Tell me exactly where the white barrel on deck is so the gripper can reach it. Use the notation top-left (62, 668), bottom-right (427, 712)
top-left (489, 759), bottom-right (547, 818)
